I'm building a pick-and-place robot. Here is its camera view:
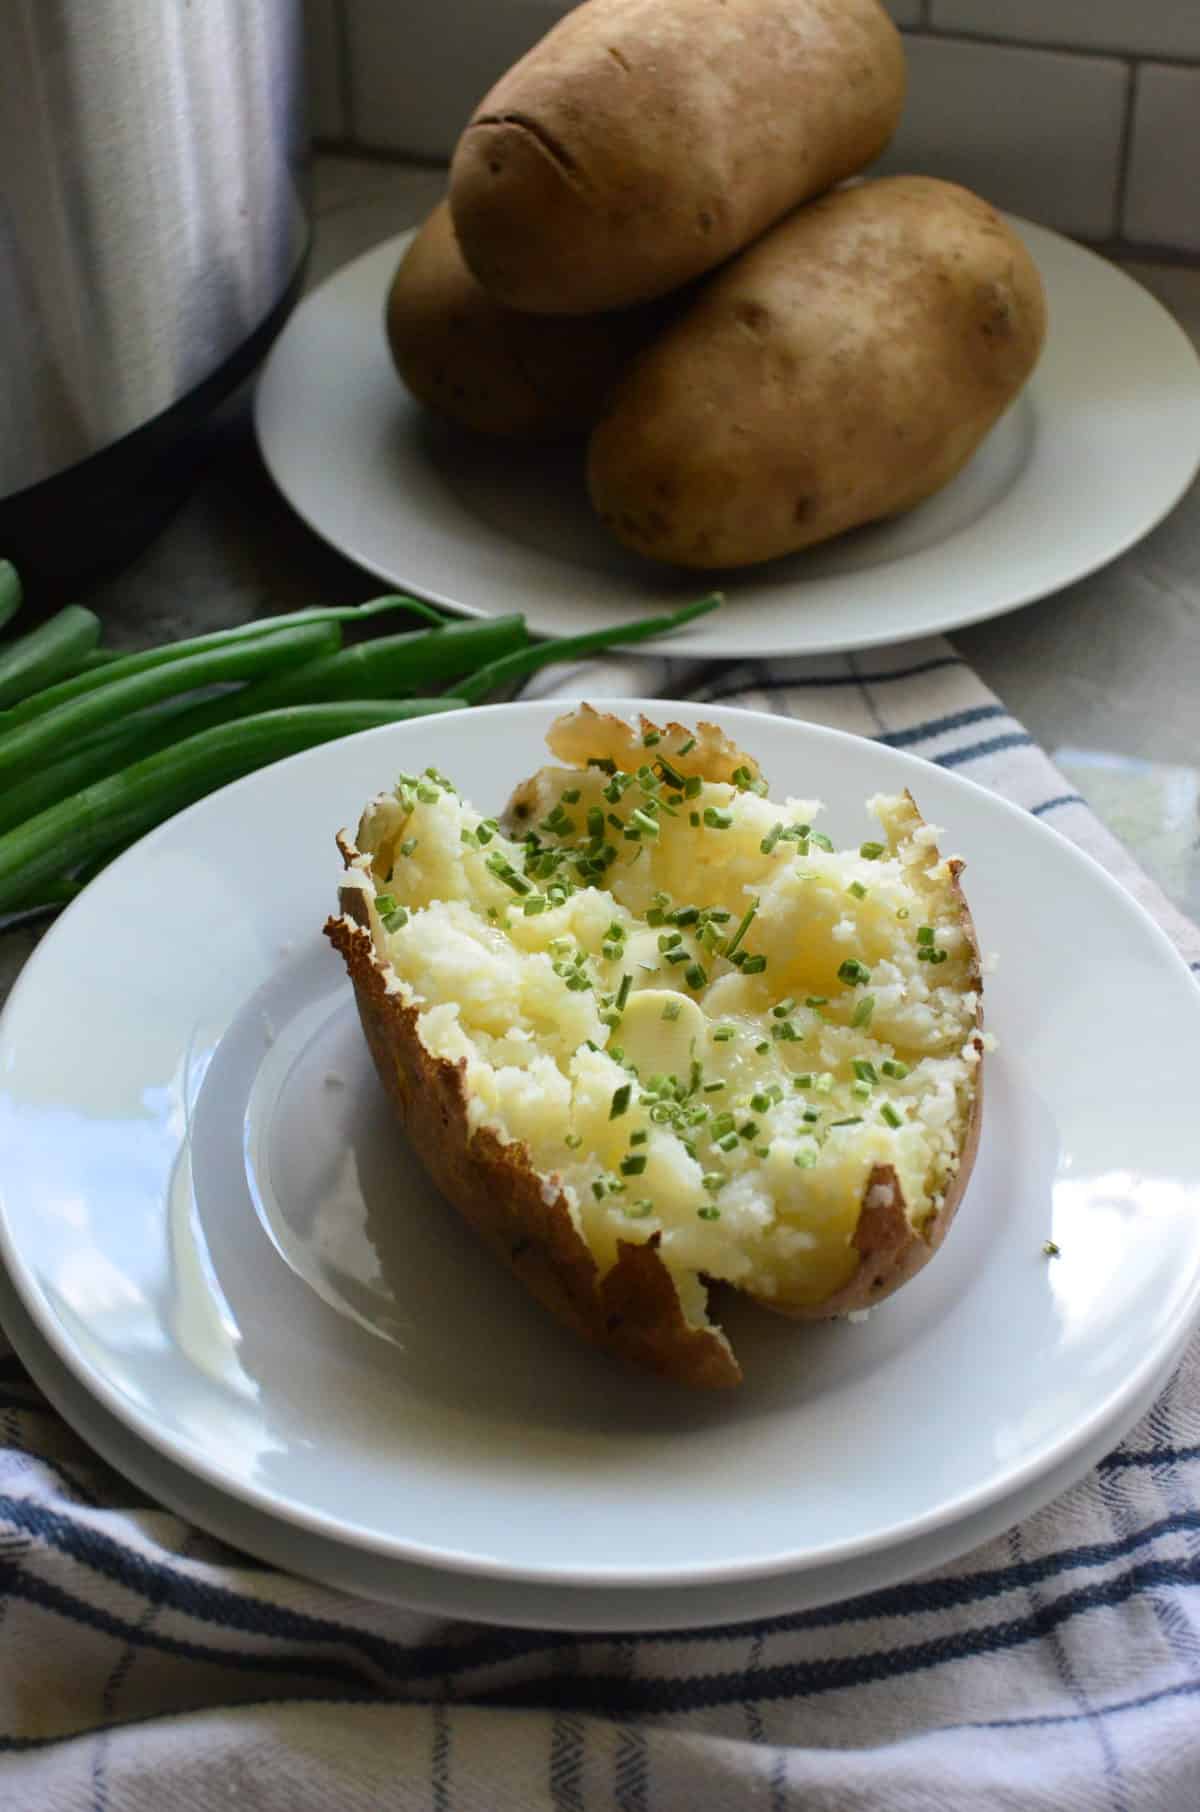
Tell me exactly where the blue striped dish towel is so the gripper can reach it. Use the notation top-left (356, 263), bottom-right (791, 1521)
top-left (2, 631), bottom-right (1199, 1809)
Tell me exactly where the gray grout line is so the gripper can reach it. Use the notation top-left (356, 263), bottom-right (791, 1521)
top-left (1112, 61), bottom-right (1140, 245)
top-left (907, 25), bottom-right (1200, 70)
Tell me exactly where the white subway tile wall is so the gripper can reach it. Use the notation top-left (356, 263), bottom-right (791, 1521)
top-left (314, 0), bottom-right (1200, 255)
top-left (1123, 64), bottom-right (1200, 254)
top-left (878, 37), bottom-right (1128, 240)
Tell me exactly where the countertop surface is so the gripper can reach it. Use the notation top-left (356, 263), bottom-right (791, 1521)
top-left (2, 154), bottom-right (1198, 998)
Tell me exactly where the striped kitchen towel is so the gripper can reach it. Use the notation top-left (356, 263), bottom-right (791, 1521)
top-left (1, 630), bottom-right (1198, 1810)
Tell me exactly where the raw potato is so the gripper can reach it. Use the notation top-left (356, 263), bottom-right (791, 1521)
top-left (587, 176), bottom-right (1048, 568)
top-left (326, 707), bottom-right (984, 1389)
top-left (448, 0), bottom-right (906, 313)
top-left (385, 201), bottom-right (668, 439)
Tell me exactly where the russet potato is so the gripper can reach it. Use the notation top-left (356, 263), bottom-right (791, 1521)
top-left (449, 0), bottom-right (906, 314)
top-left (586, 176), bottom-right (1048, 568)
top-left (327, 707), bottom-right (984, 1389)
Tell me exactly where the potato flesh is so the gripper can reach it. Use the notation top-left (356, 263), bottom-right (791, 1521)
top-left (355, 771), bottom-right (978, 1316)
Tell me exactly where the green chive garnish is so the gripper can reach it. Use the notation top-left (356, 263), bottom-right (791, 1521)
top-left (881, 1059), bottom-right (909, 1080)
top-left (860, 841), bottom-right (886, 860)
top-left (620, 1154), bottom-right (647, 1176)
top-left (697, 1205), bottom-right (721, 1221)
top-left (740, 955), bottom-right (767, 975)
top-left (712, 1025), bottom-right (736, 1042)
top-left (793, 1073), bottom-right (815, 1090)
top-left (703, 807), bottom-right (732, 830)
top-left (382, 906), bottom-right (409, 932)
top-left (852, 995), bottom-right (875, 1028)
top-left (685, 963), bottom-right (707, 990)
top-left (610, 1084), bottom-right (632, 1119)
top-left (853, 1060), bottom-right (879, 1084)
top-left (917, 926), bottom-right (935, 945)
top-left (830, 1116), bottom-right (864, 1128)
top-left (794, 1148), bottom-right (818, 1169)
top-left (881, 1103), bottom-right (903, 1129)
top-left (838, 958), bottom-right (871, 985)
top-left (848, 881), bottom-right (868, 900)
top-left (374, 892), bottom-right (398, 916)
top-left (678, 737), bottom-right (696, 756)
top-left (662, 998), bottom-right (682, 1021)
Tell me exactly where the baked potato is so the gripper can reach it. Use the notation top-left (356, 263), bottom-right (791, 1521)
top-left (448, 0), bottom-right (906, 314)
top-left (587, 175), bottom-right (1048, 568)
top-left (386, 200), bottom-right (670, 439)
top-left (326, 707), bottom-right (984, 1388)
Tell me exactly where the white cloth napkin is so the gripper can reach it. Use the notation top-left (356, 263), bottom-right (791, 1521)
top-left (2, 633), bottom-right (1198, 1810)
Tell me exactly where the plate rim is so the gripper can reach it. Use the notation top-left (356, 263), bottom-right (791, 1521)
top-left (3, 700), bottom-right (1200, 1589)
top-left (254, 219), bottom-right (1200, 658)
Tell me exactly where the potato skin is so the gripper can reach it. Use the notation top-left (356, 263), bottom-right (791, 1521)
top-left (385, 201), bottom-right (668, 439)
top-left (448, 0), bottom-right (906, 314)
top-left (586, 176), bottom-right (1048, 568)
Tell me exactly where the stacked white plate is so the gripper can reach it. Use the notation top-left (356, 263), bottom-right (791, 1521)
top-left (3, 703), bottom-right (1200, 1630)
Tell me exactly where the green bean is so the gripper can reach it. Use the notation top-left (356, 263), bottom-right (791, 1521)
top-left (153, 615), bottom-right (529, 742)
top-left (3, 591), bottom-right (449, 725)
top-left (453, 593), bottom-right (723, 704)
top-left (0, 604), bottom-right (101, 709)
top-left (0, 699), bottom-right (466, 914)
top-left (0, 689), bottom-right (459, 837)
top-left (0, 561), bottom-right (22, 632)
top-left (0, 620), bottom-right (343, 787)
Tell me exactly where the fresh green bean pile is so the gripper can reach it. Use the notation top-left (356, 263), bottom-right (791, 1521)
top-left (0, 558), bottom-right (719, 921)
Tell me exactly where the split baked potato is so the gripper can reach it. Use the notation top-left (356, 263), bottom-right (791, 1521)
top-left (326, 708), bottom-right (984, 1388)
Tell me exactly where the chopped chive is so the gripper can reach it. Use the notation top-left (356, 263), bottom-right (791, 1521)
top-left (670, 905), bottom-right (700, 927)
top-left (740, 955), bottom-right (767, 975)
top-left (771, 1021), bottom-right (799, 1041)
top-left (665, 949), bottom-right (691, 966)
top-left (620, 1154), bottom-right (647, 1176)
top-left (630, 808), bottom-right (660, 837)
top-left (860, 841), bottom-right (886, 860)
top-left (852, 1080), bottom-right (872, 1100)
top-left (805, 996), bottom-right (827, 1008)
top-left (755, 1040), bottom-right (770, 1055)
top-left (851, 994), bottom-right (876, 1028)
top-left (1042, 1239), bottom-right (1061, 1257)
top-left (755, 1145), bottom-right (771, 1159)
top-left (382, 906), bottom-right (409, 932)
top-left (591, 1180), bottom-right (606, 1200)
top-left (629, 1200), bottom-right (654, 1218)
top-left (809, 831), bottom-right (834, 851)
top-left (739, 1121), bottom-right (759, 1140)
top-left (772, 998), bottom-right (797, 1018)
top-left (615, 973), bottom-right (632, 1011)
top-left (793, 1073), bottom-right (815, 1090)
top-left (917, 925), bottom-right (935, 945)
top-left (703, 1080), bottom-right (726, 1093)
top-left (816, 1073), bottom-right (835, 1094)
top-left (749, 1092), bottom-right (771, 1114)
top-left (609, 1084), bottom-right (632, 1119)
top-left (896, 906), bottom-right (910, 920)
top-left (587, 807), bottom-right (605, 839)
top-left (881, 1059), bottom-right (909, 1080)
top-left (838, 958), bottom-right (871, 985)
top-left (561, 787), bottom-right (581, 804)
top-left (564, 1132), bottom-right (583, 1150)
top-left (374, 892), bottom-right (398, 916)
top-left (717, 1132), bottom-right (739, 1153)
top-left (697, 1205), bottom-right (721, 1221)
top-left (657, 756), bottom-right (685, 790)
top-left (678, 736), bottom-right (696, 755)
top-left (830, 1116), bottom-right (864, 1128)
top-left (630, 1129), bottom-right (648, 1146)
top-left (712, 1025), bottom-right (736, 1042)
top-left (689, 810), bottom-right (701, 827)
top-left (881, 1103), bottom-right (903, 1129)
top-left (683, 774), bottom-right (703, 799)
top-left (702, 1172), bottom-right (724, 1193)
top-left (658, 931), bottom-right (683, 951)
top-left (703, 807), bottom-right (733, 829)
top-left (642, 728), bottom-right (661, 746)
top-left (661, 998), bottom-right (682, 1022)
top-left (724, 901), bottom-right (758, 959)
top-left (400, 837), bottom-right (419, 857)
top-left (853, 1060), bottom-right (879, 1084)
top-left (523, 895), bottom-right (547, 915)
top-left (848, 881), bottom-right (868, 900)
top-left (794, 1148), bottom-right (818, 1169)
top-left (760, 824), bottom-right (783, 855)
top-left (684, 962), bottom-right (707, 990)
top-left (802, 1107), bottom-right (820, 1124)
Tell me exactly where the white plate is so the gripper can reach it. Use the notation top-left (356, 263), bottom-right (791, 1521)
top-left (3, 703), bottom-right (1200, 1615)
top-left (255, 222), bottom-right (1200, 658)
top-left (0, 1250), bottom-right (1187, 1632)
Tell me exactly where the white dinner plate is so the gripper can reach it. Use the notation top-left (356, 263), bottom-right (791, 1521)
top-left (2, 703), bottom-right (1200, 1622)
top-left (0, 1250), bottom-right (1186, 1631)
top-left (255, 222), bottom-right (1200, 659)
